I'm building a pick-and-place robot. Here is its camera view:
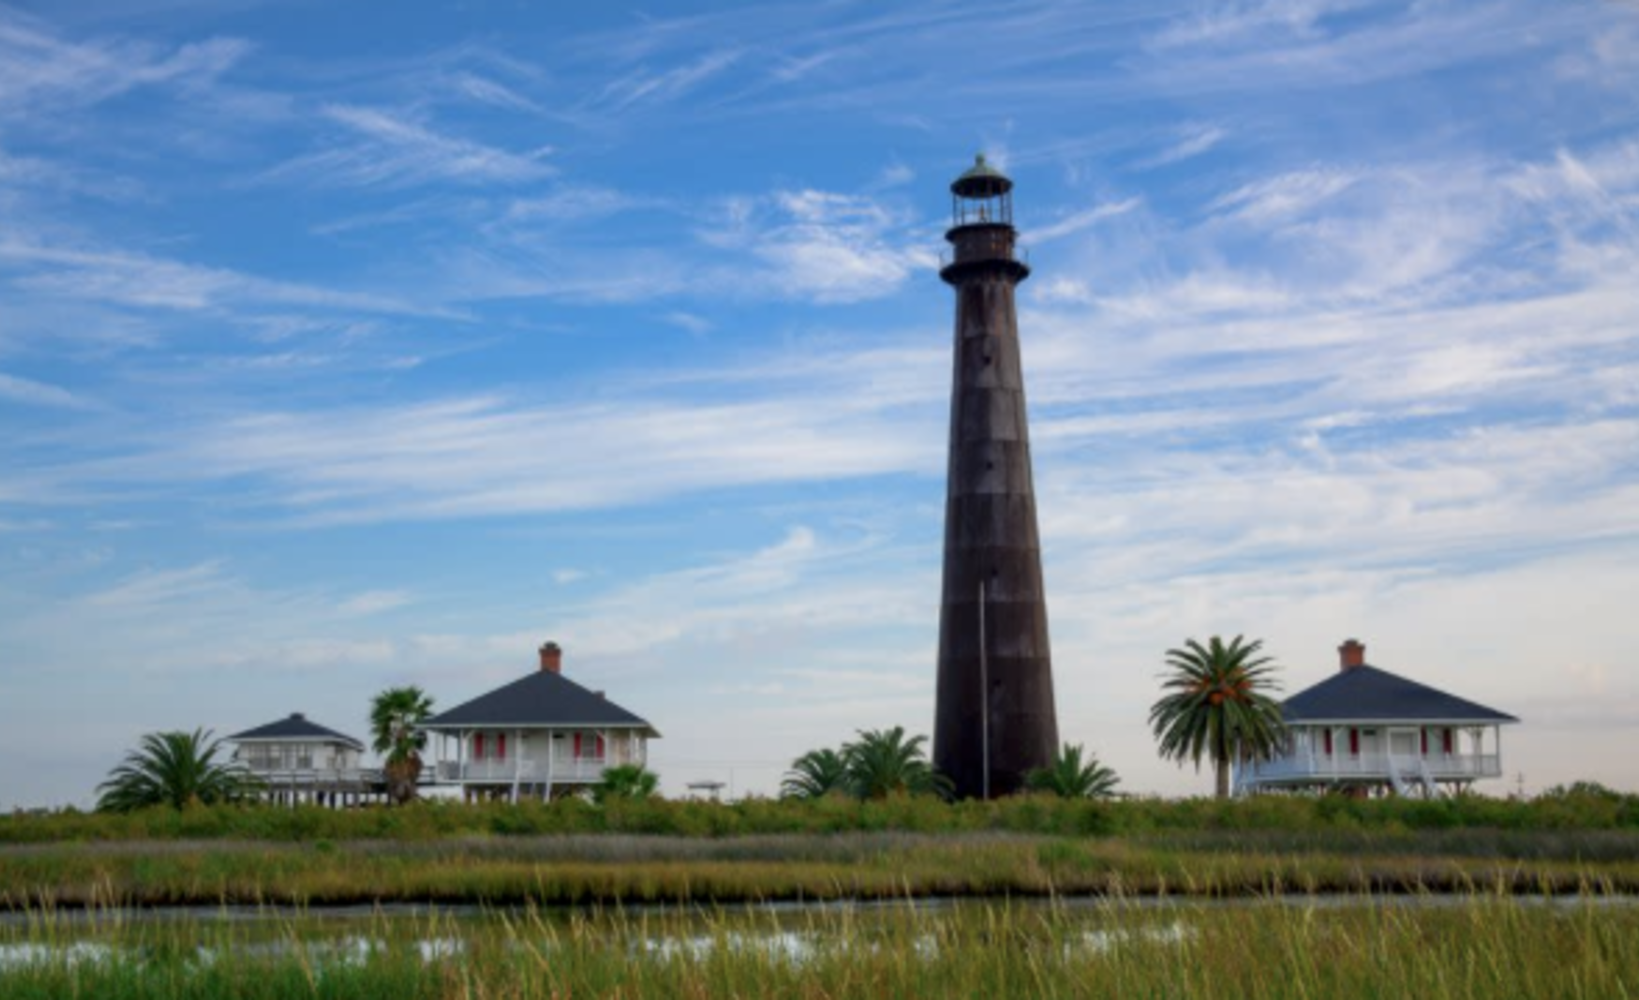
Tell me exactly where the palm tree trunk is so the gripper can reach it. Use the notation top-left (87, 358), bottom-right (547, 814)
top-left (1215, 757), bottom-right (1230, 799)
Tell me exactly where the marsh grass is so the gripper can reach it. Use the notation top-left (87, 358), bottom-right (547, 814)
top-left (1, 893), bottom-right (1636, 998)
top-left (4, 832), bottom-right (1638, 909)
top-left (6, 786), bottom-right (1639, 846)
top-left (8, 793), bottom-right (1639, 910)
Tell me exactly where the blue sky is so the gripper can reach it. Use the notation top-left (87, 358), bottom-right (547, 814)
top-left (2, 0), bottom-right (1637, 806)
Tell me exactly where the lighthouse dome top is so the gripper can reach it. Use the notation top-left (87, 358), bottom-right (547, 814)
top-left (951, 153), bottom-right (1012, 198)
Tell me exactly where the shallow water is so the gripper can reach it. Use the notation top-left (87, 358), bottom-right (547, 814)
top-left (1, 893), bottom-right (1633, 971)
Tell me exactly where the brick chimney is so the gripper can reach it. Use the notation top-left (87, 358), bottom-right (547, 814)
top-left (539, 641), bottom-right (563, 674)
top-left (1338, 639), bottom-right (1366, 672)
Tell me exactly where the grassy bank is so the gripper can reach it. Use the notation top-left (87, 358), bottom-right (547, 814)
top-left (2, 896), bottom-right (1636, 998)
top-left (5, 832), bottom-right (1639, 909)
top-left (5, 786), bottom-right (1639, 845)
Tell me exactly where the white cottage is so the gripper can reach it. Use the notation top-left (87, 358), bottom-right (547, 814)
top-left (1237, 639), bottom-right (1519, 797)
top-left (418, 642), bottom-right (659, 802)
top-left (227, 712), bottom-right (379, 806)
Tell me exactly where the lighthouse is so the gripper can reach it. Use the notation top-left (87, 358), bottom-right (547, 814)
top-left (932, 154), bottom-right (1059, 799)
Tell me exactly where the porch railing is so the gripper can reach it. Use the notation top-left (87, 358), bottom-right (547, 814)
top-left (434, 755), bottom-right (616, 784)
top-left (243, 767), bottom-right (381, 786)
top-left (1243, 753), bottom-right (1502, 784)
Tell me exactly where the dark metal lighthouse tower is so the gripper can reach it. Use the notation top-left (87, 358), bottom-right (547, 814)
top-left (933, 155), bottom-right (1058, 800)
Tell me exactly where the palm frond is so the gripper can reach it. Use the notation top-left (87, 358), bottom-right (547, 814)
top-left (1149, 634), bottom-right (1288, 796)
top-left (96, 729), bottom-right (260, 812)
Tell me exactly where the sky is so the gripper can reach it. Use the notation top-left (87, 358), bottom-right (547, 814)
top-left (2, 0), bottom-right (1637, 808)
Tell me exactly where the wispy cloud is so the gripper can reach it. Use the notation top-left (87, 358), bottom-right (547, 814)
top-left (443, 71), bottom-right (542, 113)
top-left (0, 371), bottom-right (93, 410)
top-left (1137, 0), bottom-right (1610, 95)
top-left (83, 561), bottom-right (230, 610)
top-left (0, 237), bottom-right (459, 317)
top-left (1134, 122), bottom-right (1227, 168)
top-left (1029, 197), bottom-right (1141, 243)
top-left (337, 590), bottom-right (413, 616)
top-left (661, 311), bottom-right (713, 335)
top-left (711, 189), bottom-right (933, 303)
top-left (1208, 167), bottom-right (1361, 225)
top-left (0, 11), bottom-right (249, 117)
top-left (500, 186), bottom-right (646, 224)
top-left (260, 104), bottom-right (553, 188)
top-left (1148, 0), bottom-right (1364, 50)
top-left (39, 387), bottom-right (929, 524)
top-left (588, 49), bottom-right (740, 113)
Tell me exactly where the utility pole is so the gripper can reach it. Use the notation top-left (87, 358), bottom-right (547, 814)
top-left (979, 577), bottom-right (989, 801)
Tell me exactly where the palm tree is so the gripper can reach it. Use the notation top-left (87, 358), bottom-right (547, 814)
top-left (96, 729), bottom-right (259, 812)
top-left (780, 748), bottom-right (852, 800)
top-left (1150, 635), bottom-right (1287, 799)
top-left (841, 726), bottom-right (952, 799)
top-left (592, 764), bottom-right (659, 804)
top-left (370, 686), bottom-right (434, 805)
top-left (1025, 743), bottom-right (1120, 799)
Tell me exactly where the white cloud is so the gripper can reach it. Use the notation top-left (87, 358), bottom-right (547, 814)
top-left (501, 186), bottom-right (644, 223)
top-left (44, 388), bottom-right (930, 525)
top-left (1137, 0), bottom-right (1609, 96)
top-left (261, 104), bottom-right (554, 189)
top-left (337, 590), bottom-right (413, 616)
top-left (1029, 197), bottom-right (1141, 244)
top-left (1208, 168), bottom-right (1361, 226)
top-left (661, 311), bottom-right (713, 334)
top-left (1134, 123), bottom-right (1227, 168)
top-left (0, 371), bottom-right (92, 410)
top-left (1149, 0), bottom-right (1365, 50)
top-left (83, 561), bottom-right (231, 610)
top-left (714, 189), bottom-right (933, 303)
top-left (0, 237), bottom-right (457, 317)
top-left (0, 12), bottom-right (249, 117)
top-left (444, 71), bottom-right (542, 113)
top-left (590, 49), bottom-right (740, 113)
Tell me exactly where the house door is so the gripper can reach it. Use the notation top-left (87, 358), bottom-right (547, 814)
top-left (1389, 730), bottom-right (1416, 759)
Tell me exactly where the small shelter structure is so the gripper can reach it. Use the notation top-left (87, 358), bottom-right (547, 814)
top-left (418, 642), bottom-right (659, 802)
top-left (1236, 639), bottom-right (1519, 797)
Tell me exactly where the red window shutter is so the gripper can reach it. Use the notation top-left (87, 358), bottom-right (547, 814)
top-left (574, 733), bottom-right (583, 759)
top-left (1442, 729), bottom-right (1454, 754)
top-left (1421, 730), bottom-right (1429, 755)
top-left (497, 733), bottom-right (506, 761)
top-left (1323, 730), bottom-right (1333, 755)
top-left (596, 735), bottom-right (605, 758)
top-left (474, 733), bottom-right (485, 759)
top-left (1349, 729), bottom-right (1360, 756)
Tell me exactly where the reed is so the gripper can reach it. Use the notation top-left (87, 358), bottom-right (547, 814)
top-left (1, 893), bottom-right (1635, 998)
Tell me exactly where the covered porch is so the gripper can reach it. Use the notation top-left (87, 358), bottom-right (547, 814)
top-left (423, 726), bottom-right (649, 801)
top-left (1238, 723), bottom-right (1505, 795)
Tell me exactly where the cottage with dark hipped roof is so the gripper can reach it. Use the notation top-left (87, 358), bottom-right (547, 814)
top-left (418, 642), bottom-right (659, 802)
top-left (227, 712), bottom-right (380, 806)
top-left (1237, 639), bottom-right (1519, 797)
